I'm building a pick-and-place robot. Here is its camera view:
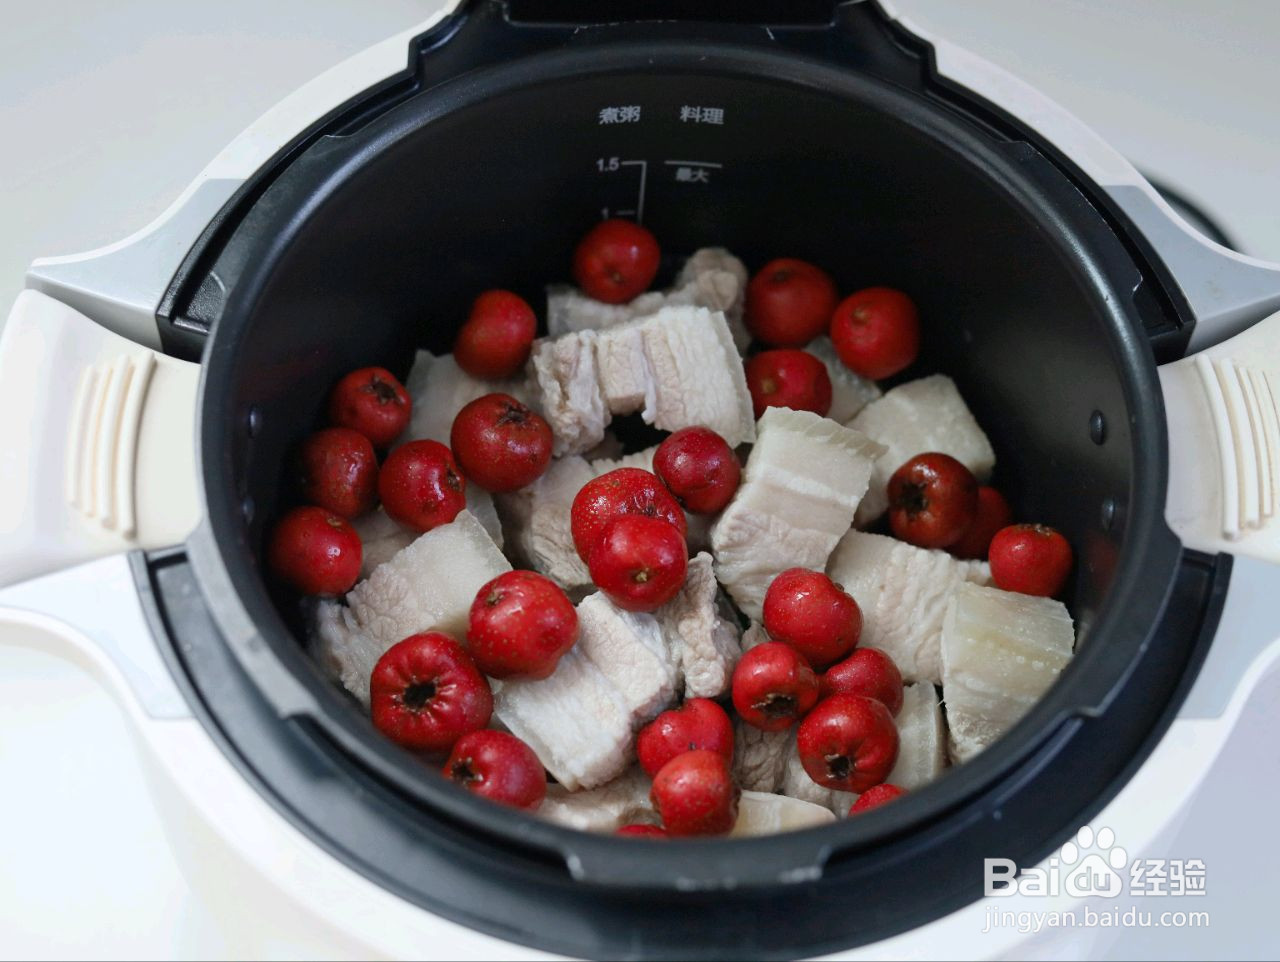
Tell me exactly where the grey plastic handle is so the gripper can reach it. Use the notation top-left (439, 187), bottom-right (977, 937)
top-left (1106, 185), bottom-right (1280, 350)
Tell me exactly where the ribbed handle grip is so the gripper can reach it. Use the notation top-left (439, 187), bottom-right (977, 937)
top-left (0, 290), bottom-right (200, 587)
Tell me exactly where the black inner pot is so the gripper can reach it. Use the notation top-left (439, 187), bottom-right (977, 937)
top-left (170, 12), bottom-right (1223, 960)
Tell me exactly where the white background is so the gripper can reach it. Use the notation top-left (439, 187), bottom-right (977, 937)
top-left (0, 1), bottom-right (1278, 959)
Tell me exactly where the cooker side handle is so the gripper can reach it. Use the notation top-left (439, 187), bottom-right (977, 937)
top-left (24, 2), bottom-right (461, 350)
top-left (1160, 309), bottom-right (1280, 564)
top-left (874, 1), bottom-right (1280, 351)
top-left (0, 291), bottom-right (200, 588)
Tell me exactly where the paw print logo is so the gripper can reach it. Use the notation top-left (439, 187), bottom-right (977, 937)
top-left (1060, 826), bottom-right (1128, 898)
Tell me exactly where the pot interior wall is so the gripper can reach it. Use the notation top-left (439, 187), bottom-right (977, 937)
top-left (218, 63), bottom-right (1136, 737)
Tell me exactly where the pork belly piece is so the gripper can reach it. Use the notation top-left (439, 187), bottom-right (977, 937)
top-left (546, 284), bottom-right (648, 337)
top-left (311, 511), bottom-right (511, 704)
top-left (672, 246), bottom-right (751, 352)
top-left (886, 682), bottom-right (947, 790)
top-left (350, 509), bottom-right (414, 580)
top-left (533, 305), bottom-right (754, 454)
top-left (352, 494), bottom-right (501, 581)
top-left (402, 350), bottom-right (534, 446)
top-left (530, 330), bottom-right (609, 456)
top-left (497, 586), bottom-right (705, 791)
top-left (630, 306), bottom-right (755, 446)
top-left (493, 645), bottom-right (633, 791)
top-left (730, 791), bottom-right (836, 837)
top-left (847, 374), bottom-right (996, 526)
top-left (941, 582), bottom-right (1074, 763)
top-left (547, 247), bottom-right (750, 351)
top-left (464, 488), bottom-right (504, 550)
top-left (537, 767), bottom-right (655, 833)
top-left (732, 717), bottom-right (790, 793)
top-left (826, 530), bottom-right (990, 685)
top-left (494, 455), bottom-right (595, 590)
top-left (711, 407), bottom-right (886, 620)
top-left (593, 322), bottom-right (652, 414)
top-left (806, 336), bottom-right (881, 422)
top-left (575, 592), bottom-right (678, 727)
top-left (312, 600), bottom-right (384, 707)
top-left (657, 552), bottom-right (741, 698)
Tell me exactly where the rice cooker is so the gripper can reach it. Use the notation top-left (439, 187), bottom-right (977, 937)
top-left (3, 1), bottom-right (1280, 958)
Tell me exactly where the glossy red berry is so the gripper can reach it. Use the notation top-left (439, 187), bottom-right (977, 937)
top-left (296, 427), bottom-right (378, 519)
top-left (886, 452), bottom-right (979, 549)
top-left (378, 439), bottom-right (467, 532)
top-left (267, 505), bottom-right (362, 596)
top-left (616, 824), bottom-right (668, 839)
top-left (370, 632), bottom-right (492, 754)
top-left (650, 750), bottom-right (740, 837)
top-left (796, 693), bottom-right (899, 793)
top-left (587, 515), bottom-right (688, 612)
top-left (949, 486), bottom-right (1014, 560)
top-left (849, 783), bottom-right (906, 814)
top-left (652, 426), bottom-right (741, 514)
top-left (572, 219), bottom-right (661, 304)
top-left (450, 393), bottom-right (552, 493)
top-left (467, 570), bottom-right (579, 680)
top-left (744, 349), bottom-right (833, 419)
top-left (327, 366), bottom-right (411, 448)
top-left (454, 290), bottom-right (538, 380)
top-left (820, 647), bottom-right (904, 716)
top-left (761, 568), bottom-right (862, 669)
top-left (744, 258), bottom-right (838, 347)
top-left (989, 524), bottom-right (1073, 597)
top-left (443, 729), bottom-right (546, 810)
top-left (731, 641), bottom-right (820, 732)
top-left (636, 698), bottom-right (735, 778)
top-left (830, 287), bottom-right (920, 380)
top-left (570, 467), bottom-right (687, 564)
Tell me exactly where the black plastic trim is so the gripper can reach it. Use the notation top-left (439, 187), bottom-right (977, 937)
top-left (138, 545), bottom-right (1228, 960)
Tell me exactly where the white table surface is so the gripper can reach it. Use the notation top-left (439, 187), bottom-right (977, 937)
top-left (1, 2), bottom-right (1278, 959)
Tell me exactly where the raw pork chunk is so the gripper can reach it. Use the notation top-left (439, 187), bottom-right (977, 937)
top-left (353, 496), bottom-right (503, 580)
top-left (635, 306), bottom-right (755, 444)
top-left (711, 407), bottom-right (886, 620)
top-left (847, 374), bottom-right (996, 525)
top-left (498, 561), bottom-right (739, 790)
top-left (494, 455), bottom-right (596, 590)
top-left (537, 767), bottom-right (655, 832)
top-left (806, 336), bottom-right (881, 422)
top-left (732, 718), bottom-right (791, 793)
top-left (529, 331), bottom-right (609, 456)
top-left (826, 530), bottom-right (990, 685)
top-left (575, 592), bottom-right (678, 724)
top-left (657, 552), bottom-right (741, 698)
top-left (547, 247), bottom-right (751, 351)
top-left (402, 350), bottom-right (534, 446)
top-left (531, 306), bottom-right (755, 455)
top-left (941, 582), bottom-right (1074, 763)
top-left (312, 511), bottom-right (510, 704)
top-left (731, 791), bottom-right (836, 837)
top-left (493, 644), bottom-right (635, 791)
top-left (886, 682), bottom-right (947, 790)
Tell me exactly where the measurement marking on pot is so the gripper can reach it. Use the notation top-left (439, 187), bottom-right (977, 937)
top-left (665, 160), bottom-right (722, 185)
top-left (619, 159), bottom-right (647, 223)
